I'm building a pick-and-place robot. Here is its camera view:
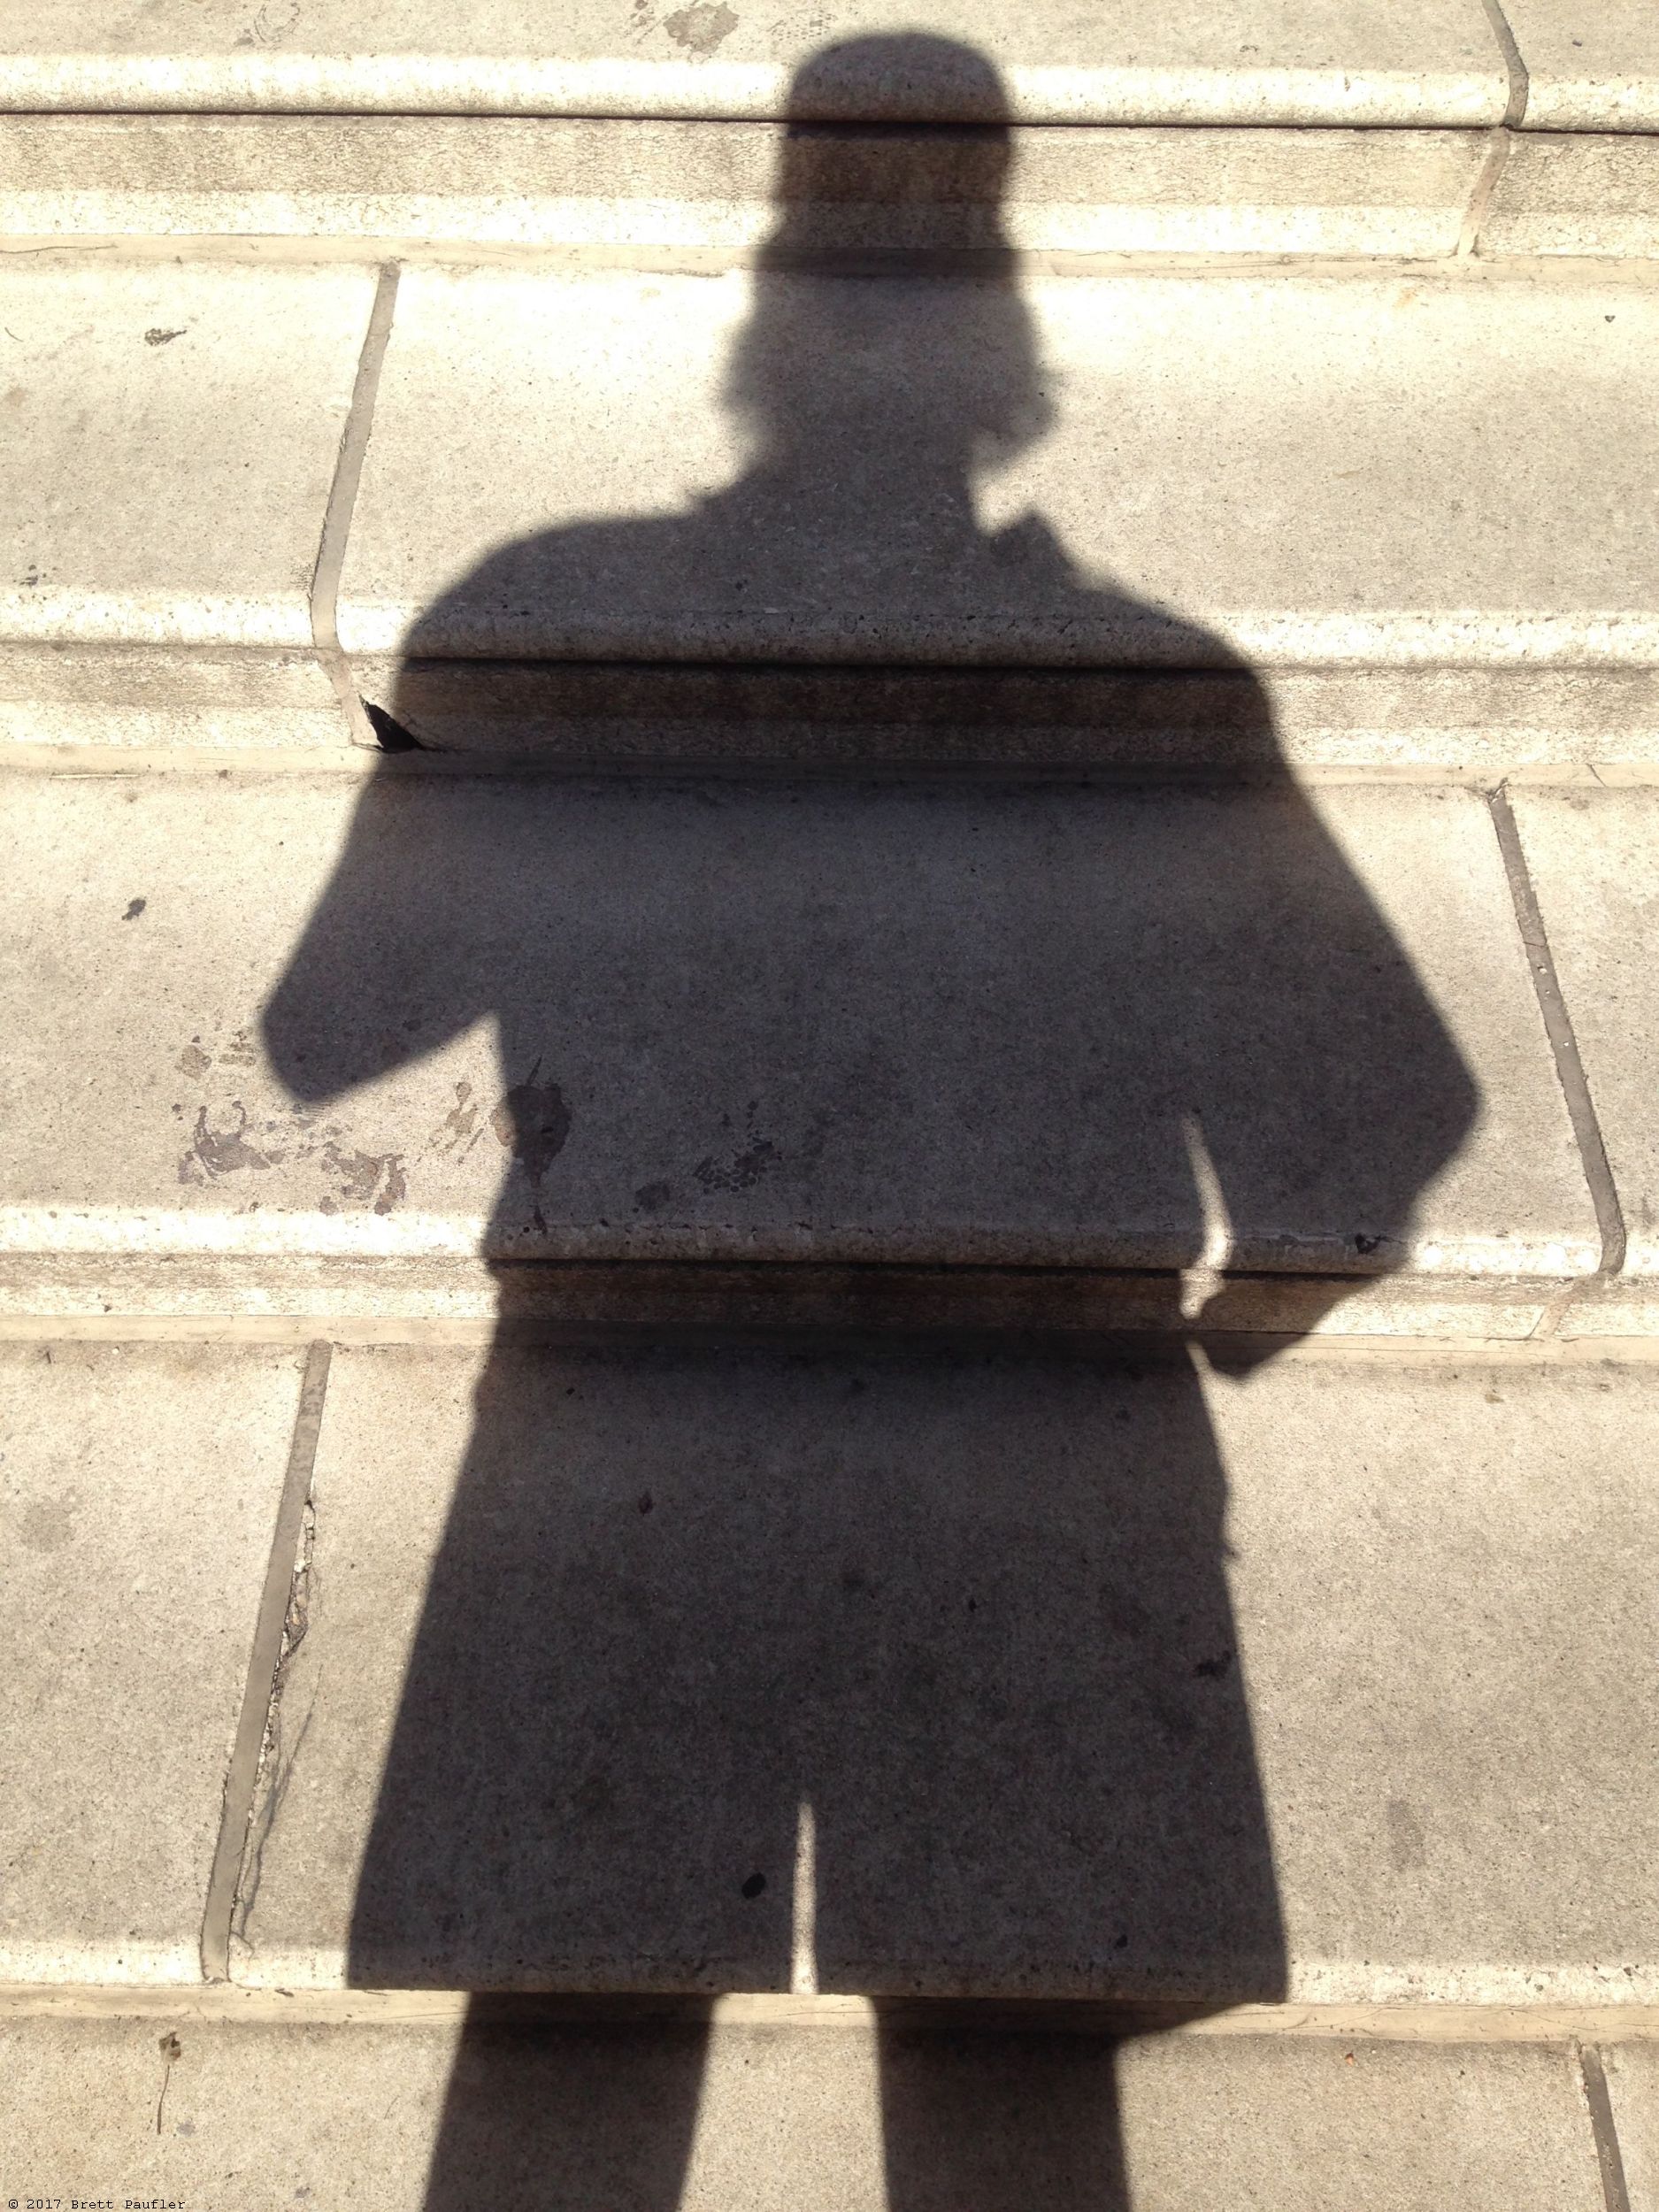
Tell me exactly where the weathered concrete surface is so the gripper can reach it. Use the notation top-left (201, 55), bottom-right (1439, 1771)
top-left (1606, 2042), bottom-right (1659, 2212)
top-left (0, 259), bottom-right (372, 649)
top-left (1509, 788), bottom-right (1659, 1276)
top-left (0, 644), bottom-right (351, 751)
top-left (234, 1343), bottom-right (1659, 2000)
top-left (0, 1341), bottom-right (303, 1981)
top-left (0, 2014), bottom-right (1609, 2211)
top-left (1508, 0), bottom-right (1659, 133)
top-left (337, 265), bottom-right (1659, 673)
top-left (1483, 132), bottom-right (1659, 257)
top-left (0, 115), bottom-right (1490, 257)
top-left (0, 768), bottom-right (1594, 1300)
top-left (0, 0), bottom-right (1509, 125)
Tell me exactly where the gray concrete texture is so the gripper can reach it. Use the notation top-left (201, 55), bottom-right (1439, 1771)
top-left (234, 1343), bottom-right (1659, 2001)
top-left (1505, 0), bottom-right (1659, 132)
top-left (337, 265), bottom-right (1659, 673)
top-left (0, 1341), bottom-right (304, 1980)
top-left (0, 768), bottom-right (1595, 1292)
top-left (1608, 2041), bottom-right (1659, 2212)
top-left (0, 0), bottom-right (1511, 125)
top-left (0, 2015), bottom-right (1612, 2212)
top-left (1511, 787), bottom-right (1659, 1277)
top-left (1484, 131), bottom-right (1659, 257)
top-left (0, 259), bottom-right (373, 706)
top-left (0, 115), bottom-right (1492, 257)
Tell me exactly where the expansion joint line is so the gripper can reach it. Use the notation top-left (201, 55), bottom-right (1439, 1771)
top-left (200, 1340), bottom-right (334, 1982)
top-left (1479, 0), bottom-right (1531, 126)
top-left (311, 261), bottom-right (401, 749)
top-left (1488, 785), bottom-right (1625, 1337)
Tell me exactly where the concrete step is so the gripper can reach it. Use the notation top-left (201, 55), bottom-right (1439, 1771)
top-left (7, 118), bottom-right (1656, 265)
top-left (0, 1997), bottom-right (1639, 2211)
top-left (0, 1339), bottom-right (310, 1983)
top-left (2, 2), bottom-right (1517, 126)
top-left (5, 1333), bottom-right (1658, 2004)
top-left (0, 114), bottom-right (1508, 258)
top-left (0, 761), bottom-right (1613, 1333)
top-left (0, 257), bottom-right (376, 752)
top-left (6, 251), bottom-right (1659, 766)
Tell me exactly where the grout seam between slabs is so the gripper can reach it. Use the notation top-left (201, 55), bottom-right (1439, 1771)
top-left (1578, 2045), bottom-right (1635, 2212)
top-left (1488, 786), bottom-right (1625, 1325)
top-left (1457, 125), bottom-right (1513, 256)
top-left (200, 1340), bottom-right (333, 1983)
top-left (310, 259), bottom-right (400, 749)
top-left (1479, 0), bottom-right (1531, 127)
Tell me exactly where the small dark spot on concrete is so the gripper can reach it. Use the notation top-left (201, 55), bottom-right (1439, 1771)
top-left (144, 327), bottom-right (188, 347)
top-left (319, 1141), bottom-right (405, 1213)
top-left (17, 1499), bottom-right (73, 1553)
top-left (741, 1870), bottom-right (766, 1900)
top-left (637, 1490), bottom-right (654, 1515)
top-left (1193, 1649), bottom-right (1233, 1680)
top-left (1113, 1931), bottom-right (1129, 1949)
top-left (179, 1101), bottom-right (277, 1182)
top-left (664, 1), bottom-right (739, 53)
top-left (122, 896), bottom-right (146, 920)
top-left (634, 1179), bottom-right (673, 1213)
top-left (1386, 1796), bottom-right (1427, 1872)
top-left (491, 1060), bottom-right (572, 1188)
top-left (177, 1043), bottom-right (211, 1077)
top-left (1354, 1232), bottom-right (1384, 1255)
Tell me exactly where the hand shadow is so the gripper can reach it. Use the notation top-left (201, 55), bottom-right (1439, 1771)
top-left (262, 35), bottom-right (1478, 2211)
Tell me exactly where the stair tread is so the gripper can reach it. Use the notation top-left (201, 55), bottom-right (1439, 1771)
top-left (232, 1339), bottom-right (1659, 2000)
top-left (1503, 0), bottom-right (1659, 133)
top-left (0, 769), bottom-right (1596, 1305)
top-left (0, 2009), bottom-right (1617, 2209)
top-left (0, 1340), bottom-right (307, 1985)
top-left (6, 255), bottom-right (1659, 768)
top-left (340, 265), bottom-right (1659, 673)
top-left (4, 1), bottom-right (1509, 127)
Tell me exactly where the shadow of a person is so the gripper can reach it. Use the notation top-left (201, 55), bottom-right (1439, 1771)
top-left (262, 36), bottom-right (1478, 2211)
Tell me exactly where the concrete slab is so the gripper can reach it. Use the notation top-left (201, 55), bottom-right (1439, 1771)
top-left (0, 645), bottom-right (352, 751)
top-left (234, 1343), bottom-right (1659, 2000)
top-left (0, 1340), bottom-right (304, 1981)
top-left (0, 767), bottom-right (1594, 1299)
top-left (1483, 132), bottom-right (1659, 257)
top-left (0, 2015), bottom-right (1608, 2212)
top-left (1509, 787), bottom-right (1659, 1275)
top-left (1508, 0), bottom-right (1659, 132)
top-left (337, 265), bottom-right (1659, 674)
top-left (0, 257), bottom-right (373, 674)
top-left (1605, 2041), bottom-right (1659, 2212)
top-left (0, 2), bottom-right (1509, 126)
top-left (0, 116), bottom-right (1490, 258)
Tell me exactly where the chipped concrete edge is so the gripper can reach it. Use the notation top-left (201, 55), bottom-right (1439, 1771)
top-left (199, 1340), bottom-right (332, 1982)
